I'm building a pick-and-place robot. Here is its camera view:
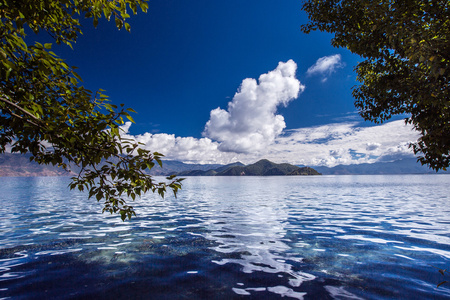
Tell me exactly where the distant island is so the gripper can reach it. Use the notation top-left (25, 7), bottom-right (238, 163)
top-left (0, 154), bottom-right (320, 177)
top-left (177, 159), bottom-right (321, 176)
top-left (1, 153), bottom-right (448, 177)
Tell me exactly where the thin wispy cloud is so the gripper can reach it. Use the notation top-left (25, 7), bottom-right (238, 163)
top-left (120, 120), bottom-right (419, 167)
top-left (117, 59), bottom-right (419, 167)
top-left (264, 120), bottom-right (418, 167)
top-left (306, 54), bottom-right (344, 82)
top-left (203, 60), bottom-right (304, 153)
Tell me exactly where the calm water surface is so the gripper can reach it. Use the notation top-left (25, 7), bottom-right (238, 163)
top-left (0, 175), bottom-right (449, 299)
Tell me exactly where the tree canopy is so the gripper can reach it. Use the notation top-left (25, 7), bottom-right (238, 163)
top-left (0, 0), bottom-right (183, 220)
top-left (301, 0), bottom-right (449, 171)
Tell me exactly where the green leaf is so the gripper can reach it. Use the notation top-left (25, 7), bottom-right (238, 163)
top-left (0, 0), bottom-right (182, 220)
top-left (120, 211), bottom-right (126, 221)
top-left (155, 158), bottom-right (163, 168)
top-left (301, 0), bottom-right (450, 171)
top-left (96, 192), bottom-right (103, 201)
top-left (140, 1), bottom-right (149, 13)
top-left (115, 17), bottom-right (123, 29)
top-left (126, 114), bottom-right (135, 123)
top-left (5, 68), bottom-right (12, 81)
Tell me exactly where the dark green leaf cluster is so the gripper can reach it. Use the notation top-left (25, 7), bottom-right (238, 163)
top-left (1, 0), bottom-right (183, 220)
top-left (301, 0), bottom-right (450, 171)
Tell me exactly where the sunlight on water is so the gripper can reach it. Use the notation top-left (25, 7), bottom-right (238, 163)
top-left (0, 175), bottom-right (449, 299)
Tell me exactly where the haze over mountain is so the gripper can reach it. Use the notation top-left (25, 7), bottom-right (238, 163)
top-left (0, 153), bottom-right (73, 177)
top-left (0, 154), bottom-right (447, 177)
top-left (314, 158), bottom-right (449, 175)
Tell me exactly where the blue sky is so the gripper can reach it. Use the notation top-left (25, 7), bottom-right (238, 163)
top-left (54, 0), bottom-right (418, 166)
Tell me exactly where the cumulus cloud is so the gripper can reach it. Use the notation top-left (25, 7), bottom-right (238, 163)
top-left (120, 119), bottom-right (419, 167)
top-left (202, 60), bottom-right (304, 153)
top-left (119, 122), bottom-right (242, 164)
top-left (115, 59), bottom-right (419, 167)
top-left (306, 54), bottom-right (344, 82)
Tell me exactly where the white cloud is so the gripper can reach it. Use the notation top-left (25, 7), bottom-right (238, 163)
top-left (203, 60), bottom-right (305, 153)
top-left (120, 120), bottom-right (419, 167)
top-left (366, 142), bottom-right (381, 151)
top-left (306, 54), bottom-right (344, 82)
top-left (119, 122), bottom-right (242, 164)
top-left (261, 120), bottom-right (419, 167)
top-left (115, 58), bottom-right (419, 167)
top-left (377, 142), bottom-right (416, 162)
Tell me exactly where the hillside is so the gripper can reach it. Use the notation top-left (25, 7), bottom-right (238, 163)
top-left (0, 153), bottom-right (223, 177)
top-left (313, 158), bottom-right (449, 175)
top-left (0, 153), bottom-right (74, 177)
top-left (146, 160), bottom-right (223, 175)
top-left (177, 162), bottom-right (245, 176)
top-left (180, 159), bottom-right (321, 176)
top-left (2, 153), bottom-right (447, 177)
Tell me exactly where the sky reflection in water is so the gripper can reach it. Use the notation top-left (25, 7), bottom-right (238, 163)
top-left (0, 175), bottom-right (450, 299)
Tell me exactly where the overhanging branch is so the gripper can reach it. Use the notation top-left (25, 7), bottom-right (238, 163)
top-left (0, 95), bottom-right (42, 124)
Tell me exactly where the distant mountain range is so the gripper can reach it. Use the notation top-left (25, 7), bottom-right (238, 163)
top-left (0, 153), bottom-right (73, 177)
top-left (0, 153), bottom-right (223, 177)
top-left (177, 159), bottom-right (320, 176)
top-left (0, 155), bottom-right (319, 177)
top-left (314, 158), bottom-right (449, 175)
top-left (0, 153), bottom-right (448, 177)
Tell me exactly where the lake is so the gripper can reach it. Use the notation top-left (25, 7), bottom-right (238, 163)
top-left (0, 175), bottom-right (450, 299)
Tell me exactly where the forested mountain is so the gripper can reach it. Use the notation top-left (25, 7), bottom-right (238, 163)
top-left (179, 159), bottom-right (320, 176)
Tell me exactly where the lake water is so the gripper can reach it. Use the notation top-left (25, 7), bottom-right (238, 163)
top-left (0, 175), bottom-right (450, 299)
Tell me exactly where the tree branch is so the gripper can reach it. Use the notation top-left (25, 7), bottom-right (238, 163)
top-left (0, 95), bottom-right (42, 124)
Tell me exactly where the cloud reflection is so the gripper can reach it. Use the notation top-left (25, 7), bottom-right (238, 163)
top-left (199, 178), bottom-right (315, 298)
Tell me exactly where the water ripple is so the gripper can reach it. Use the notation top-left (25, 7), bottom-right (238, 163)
top-left (0, 175), bottom-right (449, 299)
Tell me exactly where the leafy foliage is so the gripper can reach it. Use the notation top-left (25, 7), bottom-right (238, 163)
top-left (301, 0), bottom-right (450, 171)
top-left (0, 0), bottom-right (183, 220)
